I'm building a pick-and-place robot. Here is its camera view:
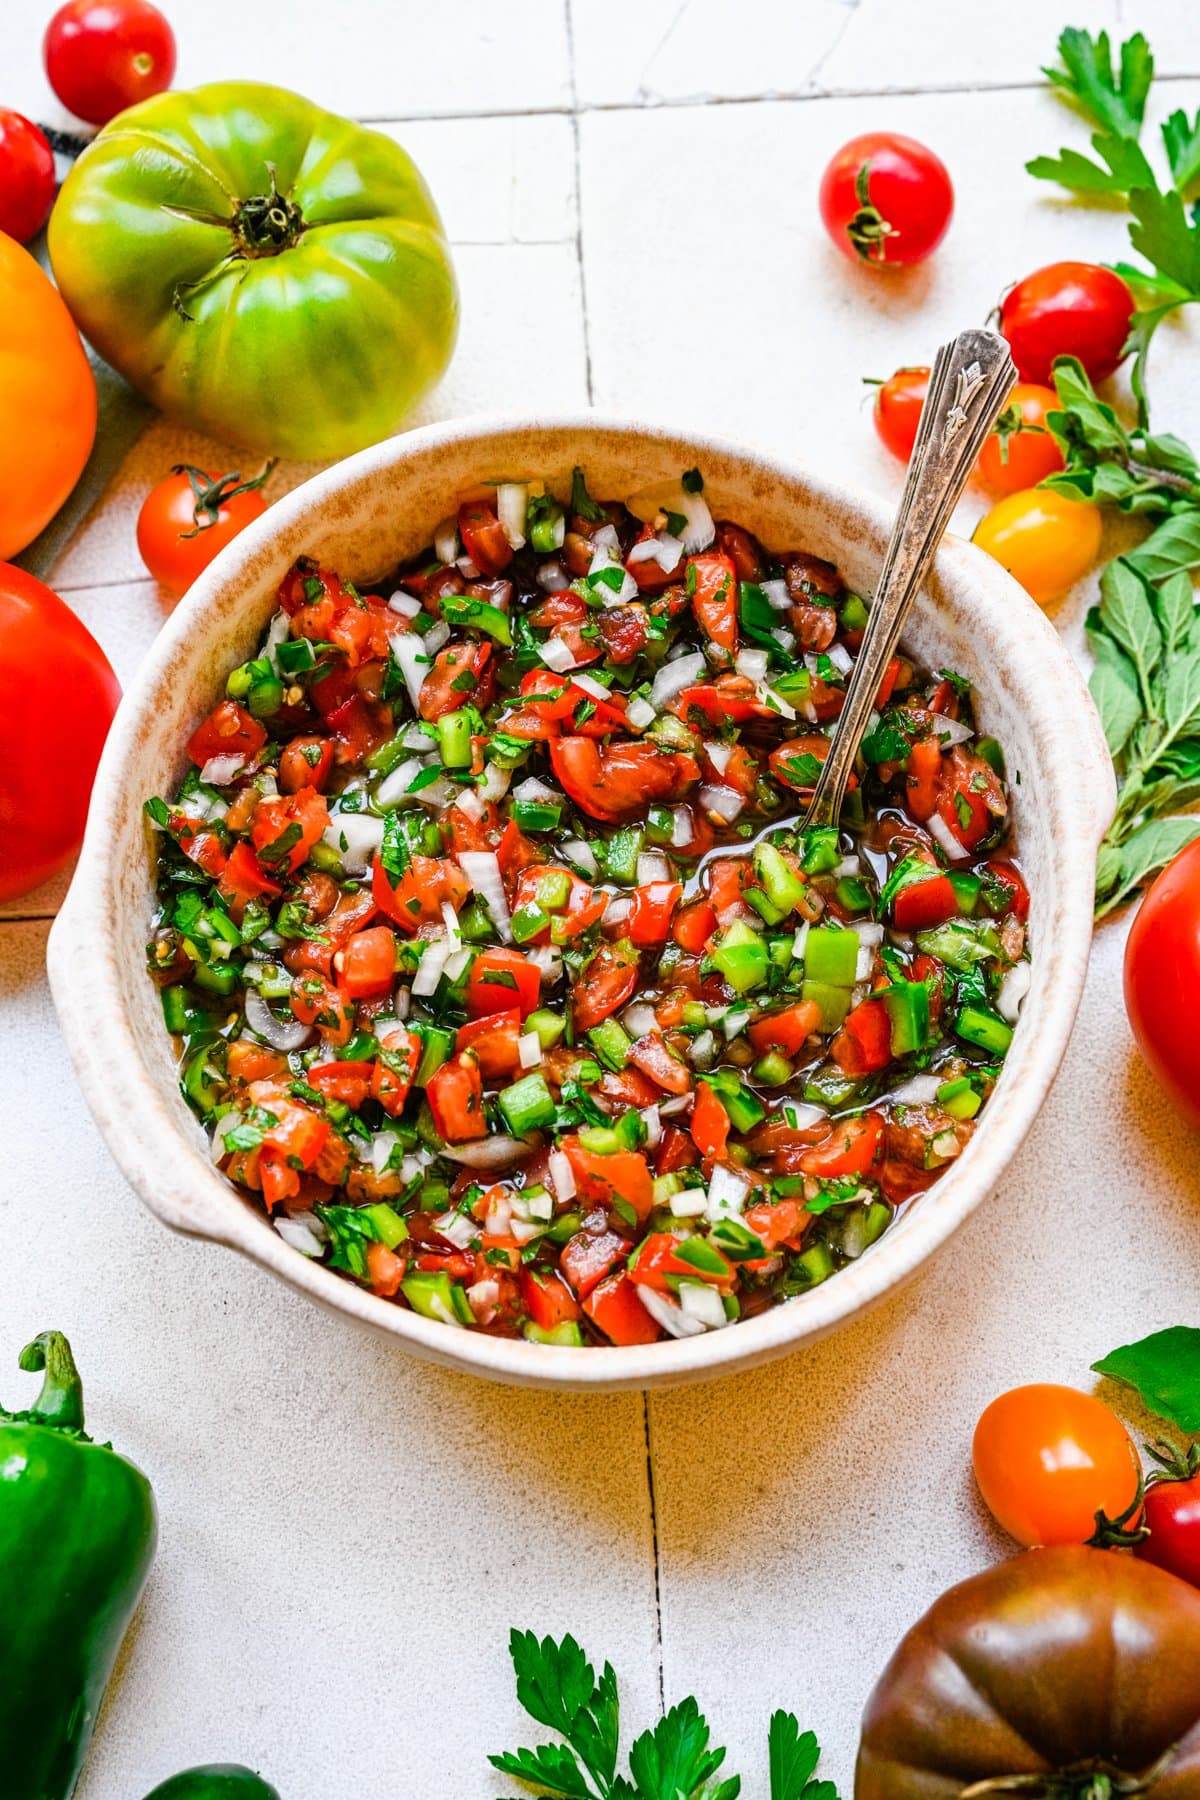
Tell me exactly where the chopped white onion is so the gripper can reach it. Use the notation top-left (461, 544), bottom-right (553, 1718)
top-left (388, 630), bottom-right (433, 711)
top-left (433, 517), bottom-right (459, 565)
top-left (735, 647), bottom-right (769, 684)
top-left (514, 775), bottom-right (558, 805)
top-left (670, 1186), bottom-right (708, 1218)
top-left (387, 590), bottom-right (423, 619)
top-left (589, 523), bottom-right (621, 561)
top-left (678, 1281), bottom-right (729, 1330)
top-left (441, 899), bottom-right (462, 947)
top-left (855, 945), bottom-right (875, 983)
top-left (722, 1005), bottom-right (751, 1041)
top-left (854, 921), bottom-right (885, 947)
top-left (322, 810), bottom-right (385, 874)
top-left (444, 946), bottom-right (473, 983)
top-left (641, 1104), bottom-right (662, 1149)
top-left (527, 944), bottom-right (564, 987)
top-left (705, 740), bottom-right (733, 776)
top-left (466, 1279), bottom-right (500, 1315)
top-left (627, 531), bottom-right (684, 572)
top-left (622, 1002), bottom-right (658, 1039)
top-left (929, 713), bottom-right (975, 746)
top-left (536, 560), bottom-right (569, 592)
top-left (560, 838), bottom-right (598, 878)
top-left (827, 643), bottom-right (854, 675)
top-left (433, 1209), bottom-right (478, 1250)
top-left (626, 695), bottom-right (656, 731)
top-left (454, 787), bottom-right (486, 824)
top-left (792, 923), bottom-right (810, 960)
top-left (998, 959), bottom-right (1032, 1024)
top-left (244, 989), bottom-right (313, 1052)
top-left (637, 850), bottom-right (672, 885)
top-left (539, 633), bottom-right (579, 673)
top-left (927, 812), bottom-right (970, 863)
top-left (650, 650), bottom-right (705, 709)
top-left (603, 895), bottom-right (632, 927)
top-left (458, 850), bottom-right (512, 942)
top-left (834, 856), bottom-right (861, 879)
top-left (497, 482), bottom-right (528, 549)
top-left (412, 935), bottom-right (450, 997)
top-left (199, 753), bottom-right (246, 787)
top-left (456, 555), bottom-right (480, 579)
top-left (637, 1284), bottom-right (706, 1339)
top-left (374, 759), bottom-right (424, 808)
top-left (424, 619), bottom-right (451, 655)
top-left (699, 784), bottom-right (745, 823)
top-left (210, 1110), bottom-right (242, 1163)
top-left (659, 1093), bottom-right (694, 1117)
top-left (442, 1135), bottom-right (537, 1167)
top-left (689, 1029), bottom-right (717, 1068)
top-left (706, 1163), bottom-right (750, 1222)
top-left (401, 721), bottom-right (436, 751)
top-left (274, 1216), bottom-right (325, 1257)
top-left (569, 672), bottom-right (610, 704)
top-left (549, 1150), bottom-right (576, 1202)
top-left (510, 1217), bottom-right (546, 1246)
top-left (781, 1100), bottom-right (827, 1130)
top-left (479, 762), bottom-right (512, 803)
top-left (369, 1130), bottom-right (399, 1175)
top-left (889, 1074), bottom-right (942, 1105)
top-left (771, 628), bottom-right (796, 654)
top-left (413, 773), bottom-right (455, 811)
top-left (263, 609), bottom-right (291, 668)
top-left (761, 578), bottom-right (791, 611)
top-left (626, 483), bottom-right (715, 556)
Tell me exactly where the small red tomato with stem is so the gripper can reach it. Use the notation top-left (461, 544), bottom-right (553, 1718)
top-left (1137, 1442), bottom-right (1200, 1589)
top-left (137, 464), bottom-right (273, 596)
top-left (976, 383), bottom-right (1065, 495)
top-left (819, 133), bottom-right (953, 268)
top-left (999, 262), bottom-right (1134, 385)
top-left (0, 112), bottom-right (56, 243)
top-left (1124, 836), bottom-right (1200, 1124)
top-left (871, 366), bottom-right (930, 461)
top-left (44, 0), bottom-right (176, 127)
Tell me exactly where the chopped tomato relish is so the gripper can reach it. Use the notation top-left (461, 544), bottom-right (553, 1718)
top-left (146, 471), bottom-right (1029, 1346)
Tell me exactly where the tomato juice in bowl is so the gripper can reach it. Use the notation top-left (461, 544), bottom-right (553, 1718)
top-left (48, 419), bottom-right (1112, 1390)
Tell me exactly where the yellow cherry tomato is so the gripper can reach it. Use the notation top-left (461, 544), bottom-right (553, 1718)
top-left (972, 488), bottom-right (1102, 606)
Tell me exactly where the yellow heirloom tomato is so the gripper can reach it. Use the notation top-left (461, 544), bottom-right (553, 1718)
top-left (972, 487), bottom-right (1102, 607)
top-left (48, 82), bottom-right (458, 460)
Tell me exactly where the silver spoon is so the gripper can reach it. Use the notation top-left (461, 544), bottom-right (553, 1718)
top-left (803, 326), bottom-right (1017, 831)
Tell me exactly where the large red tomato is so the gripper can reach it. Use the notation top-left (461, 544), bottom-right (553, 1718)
top-left (857, 1548), bottom-right (1200, 1799)
top-left (1124, 837), bottom-right (1200, 1128)
top-left (0, 567), bottom-right (120, 899)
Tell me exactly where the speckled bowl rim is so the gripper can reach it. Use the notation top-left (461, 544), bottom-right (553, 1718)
top-left (49, 413), bottom-right (1114, 1392)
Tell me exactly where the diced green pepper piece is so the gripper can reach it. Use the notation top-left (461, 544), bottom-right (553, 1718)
top-left (790, 1241), bottom-right (836, 1289)
top-left (976, 735), bottom-right (1006, 778)
top-left (645, 805), bottom-right (675, 845)
top-left (804, 926), bottom-right (859, 987)
top-left (535, 869), bottom-right (571, 910)
top-left (414, 1025), bottom-right (457, 1086)
top-left (936, 1075), bottom-right (982, 1120)
top-left (835, 876), bottom-right (873, 914)
top-left (511, 903), bottom-right (549, 945)
top-left (882, 980), bottom-right (930, 1055)
top-left (745, 887), bottom-right (788, 927)
top-left (948, 871), bottom-right (982, 915)
top-left (801, 979), bottom-right (850, 1031)
top-left (401, 1270), bottom-right (464, 1328)
top-left (752, 1051), bottom-right (793, 1086)
top-left (860, 1201), bottom-right (892, 1250)
top-left (361, 1203), bottom-right (409, 1250)
top-left (193, 961), bottom-right (239, 997)
top-left (526, 1008), bottom-right (566, 1051)
top-left (915, 920), bottom-right (1001, 969)
top-left (753, 841), bottom-right (807, 917)
top-left (457, 897), bottom-right (495, 942)
top-left (161, 985), bottom-right (189, 1035)
top-left (275, 636), bottom-right (317, 677)
top-left (546, 1210), bottom-right (582, 1244)
top-left (801, 1063), bottom-right (862, 1109)
top-left (528, 494), bottom-right (566, 554)
top-left (511, 799), bottom-right (562, 832)
top-left (800, 828), bottom-right (841, 875)
top-left (955, 1004), bottom-right (1013, 1055)
top-left (498, 1072), bottom-right (556, 1135)
top-left (441, 595), bottom-right (512, 644)
top-left (710, 920), bottom-right (769, 994)
top-left (183, 1040), bottom-right (225, 1114)
top-left (588, 1018), bottom-right (632, 1070)
top-left (436, 710), bottom-right (473, 769)
top-left (604, 825), bottom-right (644, 885)
top-left (839, 593), bottom-right (869, 631)
top-left (701, 1070), bottom-right (765, 1133)
top-left (524, 1319), bottom-right (585, 1346)
top-left (308, 840), bottom-right (343, 875)
top-left (672, 1236), bottom-right (731, 1278)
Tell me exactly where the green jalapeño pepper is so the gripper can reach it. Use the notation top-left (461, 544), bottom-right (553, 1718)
top-left (1, 1331), bottom-right (157, 1800)
top-left (143, 1767), bottom-right (281, 1799)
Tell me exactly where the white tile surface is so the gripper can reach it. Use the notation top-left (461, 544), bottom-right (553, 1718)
top-left (7, 4), bottom-right (1200, 1797)
top-left (0, 924), bottom-right (659, 1800)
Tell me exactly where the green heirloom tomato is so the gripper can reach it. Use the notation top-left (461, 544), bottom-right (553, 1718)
top-left (49, 82), bottom-right (458, 459)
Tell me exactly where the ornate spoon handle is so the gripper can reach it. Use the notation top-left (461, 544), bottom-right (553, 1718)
top-left (802, 327), bottom-right (1017, 830)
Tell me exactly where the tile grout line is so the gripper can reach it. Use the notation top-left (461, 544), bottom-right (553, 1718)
top-left (642, 1393), bottom-right (667, 1717)
top-left (564, 0), bottom-right (596, 409)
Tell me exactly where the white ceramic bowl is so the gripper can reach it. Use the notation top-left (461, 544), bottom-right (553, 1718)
top-left (48, 417), bottom-right (1114, 1391)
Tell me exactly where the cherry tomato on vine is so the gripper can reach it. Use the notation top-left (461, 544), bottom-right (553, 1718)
top-left (1136, 1445), bottom-right (1200, 1589)
top-left (44, 0), bottom-right (176, 127)
top-left (0, 111), bottom-right (56, 243)
top-left (137, 465), bottom-right (273, 596)
top-left (819, 133), bottom-right (953, 268)
top-left (975, 384), bottom-right (1065, 496)
top-left (871, 366), bottom-right (929, 462)
top-left (999, 262), bottom-right (1134, 386)
top-left (1124, 837), bottom-right (1200, 1128)
top-left (973, 1385), bottom-right (1143, 1548)
top-left (972, 488), bottom-right (1101, 606)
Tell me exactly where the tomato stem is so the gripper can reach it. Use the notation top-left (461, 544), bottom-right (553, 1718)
top-left (175, 463), bottom-right (276, 537)
top-left (959, 1748), bottom-right (1176, 1798)
top-left (1144, 1436), bottom-right (1200, 1486)
top-left (232, 164), bottom-right (306, 257)
top-left (1087, 1473), bottom-right (1150, 1549)
top-left (846, 161), bottom-right (897, 263)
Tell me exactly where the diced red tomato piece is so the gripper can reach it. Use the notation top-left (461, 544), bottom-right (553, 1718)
top-left (798, 1111), bottom-right (885, 1178)
top-left (227, 1041), bottom-right (288, 1085)
top-left (338, 925), bottom-right (396, 999)
top-left (627, 1034), bottom-right (692, 1095)
top-left (366, 1240), bottom-right (405, 1296)
top-left (627, 881), bottom-right (682, 945)
top-left (261, 1100), bottom-right (329, 1170)
top-left (572, 941), bottom-right (639, 1034)
top-left (465, 948), bottom-right (541, 1019)
top-left (770, 735), bottom-right (834, 794)
top-left (562, 1137), bottom-right (654, 1224)
top-left (560, 1229), bottom-right (628, 1300)
top-left (688, 551), bottom-right (738, 650)
top-left (217, 841), bottom-right (281, 912)
top-left (279, 736), bottom-right (335, 794)
top-left (630, 1230), bottom-right (733, 1292)
top-left (983, 858), bottom-right (1030, 922)
top-left (290, 973), bottom-right (355, 1045)
top-left (549, 737), bottom-right (699, 824)
top-left (456, 1008), bottom-right (522, 1079)
top-left (419, 641), bottom-right (494, 721)
top-left (892, 872), bottom-right (957, 933)
top-left (259, 1151), bottom-right (301, 1211)
top-left (584, 1271), bottom-right (661, 1345)
top-left (905, 738), bottom-right (942, 821)
top-left (831, 998), bottom-right (893, 1076)
top-left (309, 1060), bottom-right (374, 1109)
top-left (520, 1266), bottom-right (582, 1330)
top-left (372, 854), bottom-right (469, 933)
top-left (875, 657), bottom-right (902, 708)
top-left (670, 678), bottom-right (775, 725)
top-left (746, 1002), bottom-right (821, 1057)
top-left (186, 699), bottom-right (266, 769)
top-left (458, 501), bottom-right (513, 576)
top-left (654, 1124), bottom-right (698, 1176)
top-left (690, 1081), bottom-right (730, 1159)
top-left (371, 1027), bottom-right (421, 1118)
top-left (743, 1198), bottom-right (809, 1253)
top-left (426, 1052), bottom-right (487, 1142)
top-left (626, 524), bottom-right (684, 592)
top-left (250, 788), bottom-right (329, 875)
top-left (672, 900), bottom-right (716, 953)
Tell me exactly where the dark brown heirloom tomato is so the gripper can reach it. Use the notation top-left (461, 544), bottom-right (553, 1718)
top-left (856, 1548), bottom-right (1200, 1800)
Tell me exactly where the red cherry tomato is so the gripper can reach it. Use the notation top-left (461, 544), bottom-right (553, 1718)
top-left (999, 262), bottom-right (1134, 386)
top-left (1124, 836), bottom-right (1200, 1128)
top-left (873, 366), bottom-right (929, 462)
top-left (44, 0), bottom-right (176, 126)
top-left (0, 112), bottom-right (56, 243)
top-left (819, 133), bottom-right (953, 268)
top-left (1137, 1451), bottom-right (1200, 1589)
top-left (0, 564), bottom-right (121, 899)
top-left (976, 383), bottom-right (1065, 495)
top-left (136, 466), bottom-right (271, 596)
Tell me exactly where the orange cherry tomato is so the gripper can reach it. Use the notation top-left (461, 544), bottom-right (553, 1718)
top-left (973, 1384), bottom-right (1142, 1547)
top-left (137, 465), bottom-right (271, 596)
top-left (872, 366), bottom-right (929, 462)
top-left (0, 234), bottom-right (96, 562)
top-left (972, 489), bottom-right (1102, 606)
top-left (976, 384), bottom-right (1065, 496)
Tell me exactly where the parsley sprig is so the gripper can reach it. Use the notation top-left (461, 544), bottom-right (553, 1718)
top-left (490, 1630), bottom-right (839, 1800)
top-left (1028, 27), bottom-right (1200, 419)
